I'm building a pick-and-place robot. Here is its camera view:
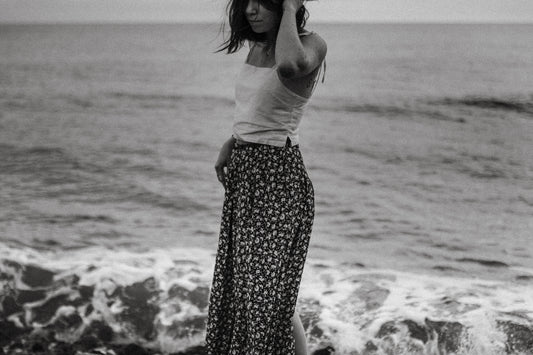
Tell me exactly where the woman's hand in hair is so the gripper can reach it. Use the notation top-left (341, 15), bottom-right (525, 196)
top-left (281, 0), bottom-right (304, 12)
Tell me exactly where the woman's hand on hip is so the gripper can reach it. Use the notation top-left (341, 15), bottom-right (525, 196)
top-left (214, 137), bottom-right (235, 190)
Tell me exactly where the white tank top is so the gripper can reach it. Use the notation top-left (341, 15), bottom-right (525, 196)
top-left (232, 32), bottom-right (324, 147)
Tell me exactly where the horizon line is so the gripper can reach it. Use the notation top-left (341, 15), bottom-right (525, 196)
top-left (1, 19), bottom-right (533, 26)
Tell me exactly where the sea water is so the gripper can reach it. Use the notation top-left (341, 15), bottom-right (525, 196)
top-left (1, 23), bottom-right (532, 354)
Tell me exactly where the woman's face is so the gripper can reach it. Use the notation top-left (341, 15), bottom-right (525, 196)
top-left (245, 0), bottom-right (281, 34)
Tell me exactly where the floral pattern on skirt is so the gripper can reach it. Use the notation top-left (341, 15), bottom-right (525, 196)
top-left (205, 140), bottom-right (315, 355)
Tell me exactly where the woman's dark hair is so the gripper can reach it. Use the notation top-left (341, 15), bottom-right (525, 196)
top-left (217, 0), bottom-right (309, 54)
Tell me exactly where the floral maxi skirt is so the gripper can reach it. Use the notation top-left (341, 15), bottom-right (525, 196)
top-left (205, 140), bottom-right (315, 355)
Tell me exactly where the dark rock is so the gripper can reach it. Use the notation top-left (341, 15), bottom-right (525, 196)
top-left (118, 278), bottom-right (160, 340)
top-left (168, 284), bottom-right (190, 298)
top-left (0, 271), bottom-right (14, 281)
top-left (1, 295), bottom-right (23, 317)
top-left (85, 303), bottom-right (94, 316)
top-left (309, 325), bottom-right (324, 338)
top-left (168, 315), bottom-right (207, 338)
top-left (124, 277), bottom-right (159, 303)
top-left (30, 341), bottom-right (46, 352)
top-left (84, 320), bottom-right (114, 343)
top-left (78, 285), bottom-right (95, 300)
top-left (29, 328), bottom-right (55, 343)
top-left (189, 286), bottom-right (209, 310)
top-left (425, 318), bottom-right (464, 353)
top-left (32, 294), bottom-right (72, 324)
top-left (365, 341), bottom-right (378, 351)
top-left (168, 283), bottom-right (210, 309)
top-left (376, 320), bottom-right (397, 338)
top-left (52, 312), bottom-right (83, 331)
top-left (0, 320), bottom-right (29, 346)
top-left (16, 289), bottom-right (47, 304)
top-left (73, 334), bottom-right (100, 351)
top-left (21, 264), bottom-right (55, 287)
top-left (120, 343), bottom-right (150, 355)
top-left (53, 274), bottom-right (80, 289)
top-left (497, 320), bottom-right (533, 353)
top-left (401, 319), bottom-right (428, 343)
top-left (3, 259), bottom-right (22, 271)
top-left (170, 345), bottom-right (208, 355)
top-left (311, 345), bottom-right (336, 355)
top-left (50, 341), bottom-right (75, 355)
top-left (8, 339), bottom-right (24, 351)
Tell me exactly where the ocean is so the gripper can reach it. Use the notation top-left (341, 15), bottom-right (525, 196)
top-left (1, 23), bottom-right (532, 354)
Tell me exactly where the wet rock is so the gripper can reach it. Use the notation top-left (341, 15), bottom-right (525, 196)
top-left (32, 294), bottom-right (73, 324)
top-left (311, 345), bottom-right (336, 355)
top-left (401, 319), bottom-right (428, 343)
top-left (16, 289), bottom-right (47, 304)
top-left (52, 312), bottom-right (83, 331)
top-left (117, 278), bottom-right (160, 340)
top-left (119, 343), bottom-right (150, 355)
top-left (53, 274), bottom-right (80, 289)
top-left (3, 259), bottom-right (22, 271)
top-left (83, 304), bottom-right (94, 318)
top-left (170, 345), bottom-right (208, 355)
top-left (50, 341), bottom-right (76, 355)
top-left (1, 295), bottom-right (23, 317)
top-left (84, 320), bottom-right (114, 343)
top-left (30, 340), bottom-right (46, 352)
top-left (189, 286), bottom-right (209, 310)
top-left (0, 320), bottom-right (30, 347)
top-left (168, 284), bottom-right (209, 309)
top-left (124, 277), bottom-right (159, 303)
top-left (8, 339), bottom-right (24, 352)
top-left (425, 318), bottom-right (464, 353)
top-left (376, 321), bottom-right (397, 338)
top-left (365, 341), bottom-right (378, 352)
top-left (21, 264), bottom-right (55, 287)
top-left (167, 315), bottom-right (207, 338)
top-left (497, 320), bottom-right (533, 353)
top-left (29, 328), bottom-right (55, 343)
top-left (73, 334), bottom-right (100, 352)
top-left (0, 271), bottom-right (14, 281)
top-left (309, 324), bottom-right (324, 338)
top-left (78, 285), bottom-right (95, 300)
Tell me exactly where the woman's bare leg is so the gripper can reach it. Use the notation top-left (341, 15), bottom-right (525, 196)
top-left (292, 310), bottom-right (308, 355)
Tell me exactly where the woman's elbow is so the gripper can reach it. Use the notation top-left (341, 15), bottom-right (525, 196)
top-left (277, 57), bottom-right (309, 78)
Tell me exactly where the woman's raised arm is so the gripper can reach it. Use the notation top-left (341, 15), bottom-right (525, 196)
top-left (275, 0), bottom-right (327, 79)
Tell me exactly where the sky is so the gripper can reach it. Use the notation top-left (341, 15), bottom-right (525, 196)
top-left (1, 0), bottom-right (532, 24)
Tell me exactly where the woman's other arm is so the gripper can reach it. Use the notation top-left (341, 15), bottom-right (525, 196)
top-left (214, 136), bottom-right (236, 190)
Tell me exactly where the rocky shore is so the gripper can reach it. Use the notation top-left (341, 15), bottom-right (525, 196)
top-left (2, 261), bottom-right (533, 354)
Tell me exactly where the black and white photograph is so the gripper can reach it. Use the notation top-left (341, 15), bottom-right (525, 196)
top-left (1, 0), bottom-right (532, 354)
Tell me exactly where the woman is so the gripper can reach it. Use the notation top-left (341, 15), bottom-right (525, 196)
top-left (205, 0), bottom-right (326, 353)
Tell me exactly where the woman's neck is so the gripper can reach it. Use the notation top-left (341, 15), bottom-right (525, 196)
top-left (263, 27), bottom-right (277, 55)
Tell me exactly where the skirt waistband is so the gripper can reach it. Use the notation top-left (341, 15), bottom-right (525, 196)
top-left (234, 137), bottom-right (298, 148)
